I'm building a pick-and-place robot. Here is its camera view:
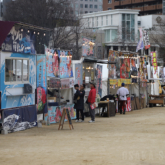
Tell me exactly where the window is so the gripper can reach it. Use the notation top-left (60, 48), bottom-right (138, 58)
top-left (85, 4), bottom-right (88, 8)
top-left (90, 0), bottom-right (93, 1)
top-left (5, 58), bottom-right (29, 83)
top-left (111, 29), bottom-right (117, 42)
top-left (80, 4), bottom-right (83, 8)
top-left (108, 8), bottom-right (112, 10)
top-left (108, 0), bottom-right (112, 3)
top-left (105, 29), bottom-right (110, 42)
top-left (85, 11), bottom-right (88, 13)
top-left (94, 5), bottom-right (98, 8)
top-left (106, 15), bottom-right (108, 25)
top-left (90, 4), bottom-right (93, 8)
top-left (94, 0), bottom-right (97, 1)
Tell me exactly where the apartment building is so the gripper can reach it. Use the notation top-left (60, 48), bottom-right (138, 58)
top-left (103, 0), bottom-right (163, 16)
top-left (72, 0), bottom-right (103, 15)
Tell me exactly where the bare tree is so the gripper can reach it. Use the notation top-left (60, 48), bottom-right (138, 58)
top-left (149, 17), bottom-right (165, 63)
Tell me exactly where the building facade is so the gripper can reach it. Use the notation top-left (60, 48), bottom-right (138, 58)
top-left (103, 0), bottom-right (163, 16)
top-left (82, 9), bottom-right (139, 58)
top-left (72, 0), bottom-right (103, 15)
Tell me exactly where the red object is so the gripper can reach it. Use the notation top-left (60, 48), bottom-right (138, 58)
top-left (119, 101), bottom-right (127, 110)
top-left (88, 87), bottom-right (96, 104)
top-left (0, 21), bottom-right (17, 47)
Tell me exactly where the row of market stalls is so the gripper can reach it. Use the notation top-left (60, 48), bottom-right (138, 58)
top-left (0, 21), bottom-right (164, 134)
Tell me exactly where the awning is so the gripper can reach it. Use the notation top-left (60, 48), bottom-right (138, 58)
top-left (0, 21), bottom-right (17, 47)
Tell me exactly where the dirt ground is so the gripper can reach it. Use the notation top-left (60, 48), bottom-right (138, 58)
top-left (0, 108), bottom-right (165, 165)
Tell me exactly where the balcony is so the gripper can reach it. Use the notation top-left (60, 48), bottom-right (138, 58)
top-left (144, 5), bottom-right (156, 11)
top-left (132, 0), bottom-right (144, 4)
top-left (144, 0), bottom-right (157, 2)
top-left (156, 4), bottom-right (162, 10)
top-left (121, 0), bottom-right (131, 5)
top-left (132, 7), bottom-right (143, 11)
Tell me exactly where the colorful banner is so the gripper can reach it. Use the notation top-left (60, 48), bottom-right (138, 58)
top-left (143, 30), bottom-right (150, 50)
top-left (120, 58), bottom-right (130, 79)
top-left (96, 65), bottom-right (102, 97)
top-left (45, 47), bottom-right (59, 77)
top-left (75, 63), bottom-right (83, 86)
top-left (1, 26), bottom-right (36, 54)
top-left (82, 38), bottom-right (95, 57)
top-left (131, 59), bottom-right (137, 83)
top-left (136, 28), bottom-right (144, 52)
top-left (60, 51), bottom-right (73, 79)
top-left (110, 79), bottom-right (131, 87)
top-left (151, 52), bottom-right (158, 74)
top-left (69, 78), bottom-right (74, 88)
top-left (37, 55), bottom-right (47, 114)
top-left (44, 104), bottom-right (76, 124)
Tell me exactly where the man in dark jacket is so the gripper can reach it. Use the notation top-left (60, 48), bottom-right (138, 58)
top-left (74, 84), bottom-right (85, 122)
top-left (88, 82), bottom-right (96, 123)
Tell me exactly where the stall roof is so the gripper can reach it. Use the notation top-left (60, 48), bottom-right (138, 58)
top-left (0, 21), bottom-right (53, 47)
top-left (83, 57), bottom-right (116, 64)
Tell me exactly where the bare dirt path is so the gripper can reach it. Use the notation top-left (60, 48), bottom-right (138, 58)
top-left (1, 108), bottom-right (165, 165)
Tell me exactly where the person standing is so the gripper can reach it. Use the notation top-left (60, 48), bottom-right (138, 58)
top-left (74, 84), bottom-right (85, 122)
top-left (87, 82), bottom-right (96, 123)
top-left (117, 83), bottom-right (129, 115)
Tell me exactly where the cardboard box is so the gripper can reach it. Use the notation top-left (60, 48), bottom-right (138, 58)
top-left (48, 97), bottom-right (56, 102)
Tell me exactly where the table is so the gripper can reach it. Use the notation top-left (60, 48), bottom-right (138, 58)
top-left (149, 95), bottom-right (165, 107)
top-left (98, 101), bottom-right (116, 117)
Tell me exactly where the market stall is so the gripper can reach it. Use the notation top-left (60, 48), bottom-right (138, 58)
top-left (43, 47), bottom-right (76, 125)
top-left (0, 21), bottom-right (51, 134)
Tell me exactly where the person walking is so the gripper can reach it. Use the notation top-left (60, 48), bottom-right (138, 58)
top-left (117, 83), bottom-right (129, 115)
top-left (87, 82), bottom-right (96, 123)
top-left (74, 84), bottom-right (85, 122)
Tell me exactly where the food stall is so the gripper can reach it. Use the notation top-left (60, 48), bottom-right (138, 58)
top-left (0, 21), bottom-right (51, 134)
top-left (43, 47), bottom-right (76, 125)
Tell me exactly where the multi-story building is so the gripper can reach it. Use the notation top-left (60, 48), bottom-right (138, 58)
top-left (82, 9), bottom-right (165, 58)
top-left (0, 1), bottom-right (2, 20)
top-left (72, 0), bottom-right (103, 15)
top-left (103, 0), bottom-right (163, 16)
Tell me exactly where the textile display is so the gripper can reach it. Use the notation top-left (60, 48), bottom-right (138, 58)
top-left (136, 28), bottom-right (144, 52)
top-left (2, 26), bottom-right (35, 54)
top-left (75, 63), bottom-right (83, 86)
top-left (3, 105), bottom-right (37, 133)
top-left (82, 38), bottom-right (95, 57)
top-left (44, 104), bottom-right (76, 124)
top-left (96, 65), bottom-right (102, 97)
top-left (37, 55), bottom-right (47, 114)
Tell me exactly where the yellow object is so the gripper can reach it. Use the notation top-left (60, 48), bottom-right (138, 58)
top-left (159, 81), bottom-right (162, 94)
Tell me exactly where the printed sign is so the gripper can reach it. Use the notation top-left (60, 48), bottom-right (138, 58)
top-left (44, 104), bottom-right (76, 124)
top-left (37, 55), bottom-right (47, 114)
top-left (75, 63), bottom-right (83, 86)
top-left (82, 38), bottom-right (95, 57)
top-left (151, 52), bottom-right (158, 74)
top-left (143, 30), bottom-right (150, 50)
top-left (61, 79), bottom-right (70, 89)
top-left (49, 78), bottom-right (61, 88)
top-left (96, 65), bottom-right (102, 97)
top-left (2, 26), bottom-right (35, 54)
top-left (120, 58), bottom-right (130, 79)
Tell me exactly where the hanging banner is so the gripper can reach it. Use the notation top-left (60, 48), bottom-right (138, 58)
top-left (143, 30), bottom-right (150, 50)
top-left (36, 55), bottom-right (47, 114)
top-left (69, 78), bottom-right (74, 88)
top-left (131, 59), bottom-right (137, 83)
top-left (61, 79), bottom-right (70, 89)
top-left (120, 58), bottom-right (130, 79)
top-left (60, 51), bottom-right (73, 78)
top-left (96, 65), bottom-right (102, 97)
top-left (1, 26), bottom-right (36, 54)
top-left (82, 38), bottom-right (95, 57)
top-left (45, 47), bottom-right (59, 77)
top-left (136, 28), bottom-right (144, 52)
top-left (151, 52), bottom-right (158, 74)
top-left (75, 63), bottom-right (83, 86)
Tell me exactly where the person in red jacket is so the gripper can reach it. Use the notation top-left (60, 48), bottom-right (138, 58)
top-left (88, 82), bottom-right (96, 123)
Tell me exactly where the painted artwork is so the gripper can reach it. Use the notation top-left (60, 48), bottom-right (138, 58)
top-left (131, 59), bottom-right (137, 83)
top-left (96, 65), bottom-right (102, 97)
top-left (37, 55), bottom-right (47, 114)
top-left (75, 63), bottom-right (83, 86)
top-left (0, 52), bottom-right (36, 109)
top-left (82, 38), bottom-right (95, 57)
top-left (1, 26), bottom-right (35, 54)
top-left (44, 104), bottom-right (76, 124)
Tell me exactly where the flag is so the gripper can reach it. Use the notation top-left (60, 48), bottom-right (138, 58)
top-left (143, 30), bottom-right (150, 50)
top-left (136, 28), bottom-right (144, 52)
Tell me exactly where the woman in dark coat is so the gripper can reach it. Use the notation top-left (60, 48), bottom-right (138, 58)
top-left (74, 84), bottom-right (85, 122)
